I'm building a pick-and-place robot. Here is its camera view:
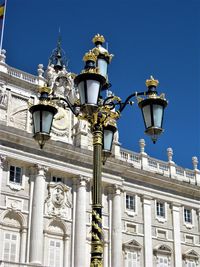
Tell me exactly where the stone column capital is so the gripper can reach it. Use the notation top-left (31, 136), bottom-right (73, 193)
top-left (35, 164), bottom-right (48, 175)
top-left (0, 154), bottom-right (6, 169)
top-left (113, 184), bottom-right (123, 195)
top-left (172, 203), bottom-right (181, 212)
top-left (142, 195), bottom-right (153, 205)
top-left (77, 175), bottom-right (90, 187)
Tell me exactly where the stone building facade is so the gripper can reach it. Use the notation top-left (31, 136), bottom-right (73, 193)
top-left (0, 48), bottom-right (200, 267)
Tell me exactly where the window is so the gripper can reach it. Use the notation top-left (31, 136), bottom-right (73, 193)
top-left (49, 239), bottom-right (63, 267)
top-left (9, 166), bottom-right (22, 184)
top-left (184, 208), bottom-right (192, 223)
top-left (156, 202), bottom-right (165, 217)
top-left (3, 232), bottom-right (19, 262)
top-left (187, 261), bottom-right (196, 267)
top-left (126, 195), bottom-right (135, 211)
top-left (158, 256), bottom-right (168, 267)
top-left (52, 176), bottom-right (63, 183)
top-left (127, 252), bottom-right (137, 267)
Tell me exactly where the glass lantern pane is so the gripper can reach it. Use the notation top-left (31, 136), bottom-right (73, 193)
top-left (142, 105), bottom-right (151, 128)
top-left (104, 130), bottom-right (113, 151)
top-left (42, 111), bottom-right (54, 133)
top-left (153, 104), bottom-right (163, 128)
top-left (78, 81), bottom-right (86, 105)
top-left (97, 58), bottom-right (108, 77)
top-left (33, 110), bottom-right (41, 133)
top-left (86, 80), bottom-right (100, 105)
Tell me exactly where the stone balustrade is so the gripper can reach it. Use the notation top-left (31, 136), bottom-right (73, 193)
top-left (0, 49), bottom-right (43, 86)
top-left (119, 139), bottom-right (200, 186)
top-left (7, 67), bottom-right (37, 84)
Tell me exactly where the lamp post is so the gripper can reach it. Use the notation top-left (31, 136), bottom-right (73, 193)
top-left (29, 34), bottom-right (168, 267)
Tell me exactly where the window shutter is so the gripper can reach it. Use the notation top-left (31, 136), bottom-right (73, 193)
top-left (3, 232), bottom-right (18, 262)
top-left (127, 252), bottom-right (137, 267)
top-left (49, 239), bottom-right (62, 267)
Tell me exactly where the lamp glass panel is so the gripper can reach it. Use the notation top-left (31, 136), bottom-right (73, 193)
top-left (33, 110), bottom-right (41, 134)
top-left (78, 81), bottom-right (86, 105)
top-left (42, 111), bottom-right (54, 133)
top-left (104, 129), bottom-right (113, 151)
top-left (97, 58), bottom-right (108, 77)
top-left (142, 105), bottom-right (151, 128)
top-left (86, 80), bottom-right (100, 105)
top-left (153, 104), bottom-right (163, 127)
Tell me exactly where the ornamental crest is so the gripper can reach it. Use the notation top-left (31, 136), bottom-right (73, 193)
top-left (45, 183), bottom-right (72, 219)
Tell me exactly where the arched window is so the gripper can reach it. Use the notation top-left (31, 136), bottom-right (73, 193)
top-left (44, 219), bottom-right (69, 267)
top-left (153, 244), bottom-right (172, 267)
top-left (0, 210), bottom-right (26, 264)
top-left (183, 250), bottom-right (199, 267)
top-left (123, 239), bottom-right (142, 267)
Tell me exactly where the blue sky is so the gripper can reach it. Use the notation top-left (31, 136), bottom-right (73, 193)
top-left (2, 0), bottom-right (200, 169)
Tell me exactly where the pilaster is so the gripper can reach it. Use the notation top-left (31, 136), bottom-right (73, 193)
top-left (111, 185), bottom-right (123, 267)
top-left (20, 228), bottom-right (27, 263)
top-left (172, 203), bottom-right (182, 267)
top-left (143, 196), bottom-right (153, 267)
top-left (64, 235), bottom-right (70, 267)
top-left (0, 155), bottom-right (6, 196)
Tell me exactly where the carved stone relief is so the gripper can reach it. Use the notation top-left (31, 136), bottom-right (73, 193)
top-left (9, 95), bottom-right (28, 130)
top-left (45, 183), bottom-right (72, 219)
top-left (6, 196), bottom-right (23, 211)
top-left (0, 81), bottom-right (8, 109)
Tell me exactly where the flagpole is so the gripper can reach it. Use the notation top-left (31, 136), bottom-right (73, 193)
top-left (0, 0), bottom-right (7, 53)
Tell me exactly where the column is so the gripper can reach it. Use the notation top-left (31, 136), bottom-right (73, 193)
top-left (71, 178), bottom-right (77, 267)
top-left (143, 197), bottom-right (153, 267)
top-left (20, 228), bottom-right (27, 263)
top-left (0, 155), bottom-right (6, 196)
top-left (29, 164), bottom-right (48, 264)
top-left (108, 188), bottom-right (112, 267)
top-left (172, 204), bottom-right (182, 267)
top-left (112, 185), bottom-right (122, 267)
top-left (74, 176), bottom-right (89, 267)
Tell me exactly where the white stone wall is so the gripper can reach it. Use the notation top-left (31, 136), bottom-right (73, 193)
top-left (0, 57), bottom-right (200, 267)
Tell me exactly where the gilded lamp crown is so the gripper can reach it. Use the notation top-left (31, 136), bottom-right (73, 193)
top-left (146, 76), bottom-right (159, 87)
top-left (38, 86), bottom-right (52, 94)
top-left (92, 34), bottom-right (105, 44)
top-left (83, 50), bottom-right (97, 62)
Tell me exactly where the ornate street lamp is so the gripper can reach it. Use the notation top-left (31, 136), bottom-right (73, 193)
top-left (29, 34), bottom-right (168, 267)
top-left (29, 87), bottom-right (57, 149)
top-left (138, 76), bottom-right (168, 143)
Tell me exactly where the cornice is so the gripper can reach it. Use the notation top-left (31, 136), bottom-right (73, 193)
top-left (0, 123), bottom-right (199, 200)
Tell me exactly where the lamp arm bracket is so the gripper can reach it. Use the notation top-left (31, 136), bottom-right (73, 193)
top-left (118, 91), bottom-right (146, 113)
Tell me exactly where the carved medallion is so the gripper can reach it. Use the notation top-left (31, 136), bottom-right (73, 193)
top-left (45, 183), bottom-right (72, 219)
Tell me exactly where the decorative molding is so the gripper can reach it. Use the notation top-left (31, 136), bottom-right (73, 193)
top-left (6, 196), bottom-right (23, 211)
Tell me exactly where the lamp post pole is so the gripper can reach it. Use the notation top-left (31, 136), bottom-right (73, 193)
top-left (91, 125), bottom-right (104, 266)
top-left (29, 34), bottom-right (168, 267)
